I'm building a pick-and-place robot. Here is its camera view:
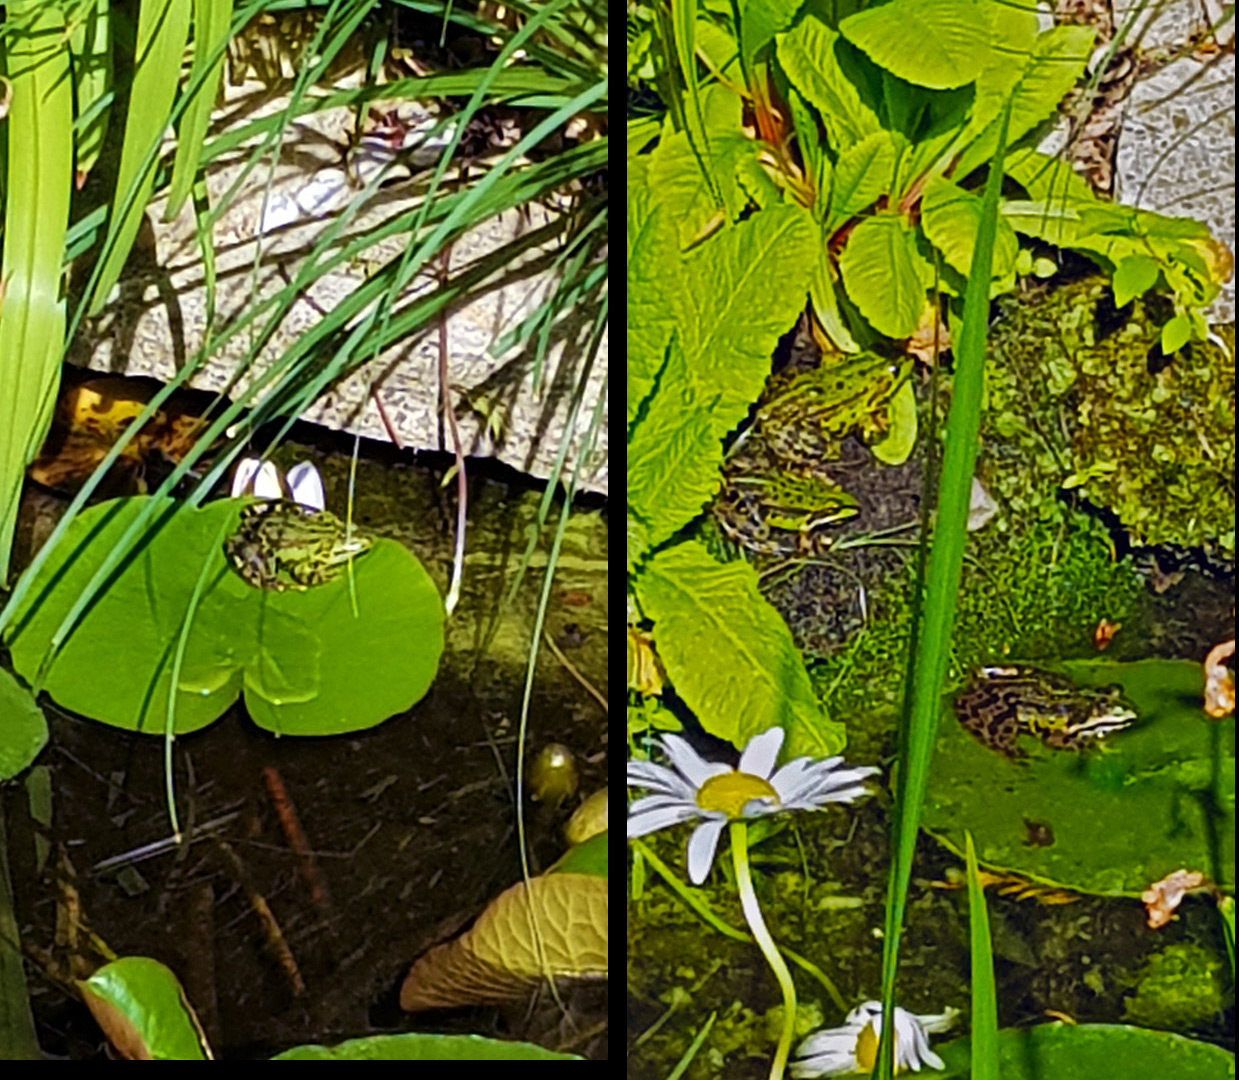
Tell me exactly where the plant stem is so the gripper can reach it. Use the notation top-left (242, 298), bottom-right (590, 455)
top-left (730, 820), bottom-right (797, 1080)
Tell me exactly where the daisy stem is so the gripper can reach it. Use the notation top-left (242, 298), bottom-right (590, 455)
top-left (730, 819), bottom-right (796, 1080)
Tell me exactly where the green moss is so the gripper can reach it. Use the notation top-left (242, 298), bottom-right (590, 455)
top-left (809, 509), bottom-right (1142, 745)
top-left (983, 276), bottom-right (1235, 555)
top-left (1123, 943), bottom-right (1226, 1031)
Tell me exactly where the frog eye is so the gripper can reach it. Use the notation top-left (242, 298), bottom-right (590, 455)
top-left (231, 457), bottom-right (283, 500)
top-left (285, 461), bottom-right (326, 511)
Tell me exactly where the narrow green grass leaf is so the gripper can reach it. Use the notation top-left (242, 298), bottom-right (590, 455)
top-left (874, 101), bottom-right (1013, 1080)
top-left (87, 0), bottom-right (191, 315)
top-left (0, 0), bottom-right (74, 582)
top-left (965, 831), bottom-right (999, 1080)
top-left (164, 0), bottom-right (233, 218)
top-left (68, 0), bottom-right (114, 183)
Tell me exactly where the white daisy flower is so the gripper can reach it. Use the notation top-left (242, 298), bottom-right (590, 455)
top-left (791, 1001), bottom-right (958, 1077)
top-left (230, 458), bottom-right (326, 511)
top-left (626, 728), bottom-right (880, 885)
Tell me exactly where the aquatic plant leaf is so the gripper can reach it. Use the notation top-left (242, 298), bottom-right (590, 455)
top-left (274, 1033), bottom-right (582, 1060)
top-left (79, 957), bottom-right (210, 1060)
top-left (400, 873), bottom-right (607, 1011)
top-left (934, 1020), bottom-right (1235, 1078)
top-left (924, 660), bottom-right (1235, 897)
top-left (3, 497), bottom-right (443, 736)
top-left (0, 668), bottom-right (47, 782)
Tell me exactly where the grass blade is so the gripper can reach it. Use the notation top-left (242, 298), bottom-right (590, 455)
top-left (0, 0), bottom-right (74, 582)
top-left (86, 0), bottom-right (191, 315)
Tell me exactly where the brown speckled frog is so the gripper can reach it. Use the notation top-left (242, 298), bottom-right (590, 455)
top-left (953, 665), bottom-right (1136, 760)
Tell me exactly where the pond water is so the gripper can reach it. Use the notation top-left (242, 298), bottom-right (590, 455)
top-left (6, 430), bottom-right (608, 1058)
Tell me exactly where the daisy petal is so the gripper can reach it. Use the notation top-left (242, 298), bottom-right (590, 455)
top-left (661, 734), bottom-right (731, 788)
top-left (626, 759), bottom-right (696, 800)
top-left (626, 795), bottom-right (700, 838)
top-left (685, 816), bottom-right (727, 884)
top-left (739, 727), bottom-right (785, 779)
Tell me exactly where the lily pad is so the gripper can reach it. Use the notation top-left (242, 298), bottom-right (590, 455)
top-left (934, 1021), bottom-right (1234, 1078)
top-left (923, 660), bottom-right (1234, 896)
top-left (4, 496), bottom-right (443, 736)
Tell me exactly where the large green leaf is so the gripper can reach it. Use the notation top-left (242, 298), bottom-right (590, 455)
top-left (275, 1034), bottom-right (583, 1060)
top-left (672, 206), bottom-right (817, 438)
top-left (79, 957), bottom-right (209, 1060)
top-left (776, 16), bottom-right (881, 155)
top-left (954, 24), bottom-right (1094, 179)
top-left (923, 661), bottom-right (1235, 897)
top-left (627, 338), bottom-right (722, 561)
top-left (0, 0), bottom-right (74, 582)
top-left (838, 212), bottom-right (932, 338)
top-left (636, 541), bottom-right (845, 757)
top-left (934, 1023), bottom-right (1234, 1079)
top-left (0, 668), bottom-right (47, 782)
top-left (922, 175), bottom-right (1019, 282)
top-left (828, 130), bottom-right (897, 226)
top-left (4, 498), bottom-right (443, 736)
top-left (840, 0), bottom-right (990, 90)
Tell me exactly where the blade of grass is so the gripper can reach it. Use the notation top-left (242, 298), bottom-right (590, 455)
top-left (164, 0), bottom-right (233, 218)
top-left (67, 0), bottom-right (113, 185)
top-left (87, 0), bottom-right (192, 316)
top-left (0, 0), bottom-right (74, 583)
top-left (965, 831), bottom-right (999, 1080)
top-left (874, 100), bottom-right (1013, 1080)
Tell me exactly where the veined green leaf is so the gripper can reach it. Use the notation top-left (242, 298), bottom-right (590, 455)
top-left (636, 541), bottom-right (846, 759)
top-left (777, 16), bottom-right (881, 154)
top-left (838, 212), bottom-right (932, 338)
top-left (840, 0), bottom-right (990, 90)
top-left (955, 24), bottom-right (1094, 179)
top-left (922, 174), bottom-right (1019, 282)
top-left (0, 0), bottom-right (74, 583)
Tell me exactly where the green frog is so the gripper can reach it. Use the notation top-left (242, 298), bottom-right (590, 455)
top-left (714, 349), bottom-right (911, 557)
top-left (224, 500), bottom-right (372, 591)
top-left (953, 665), bottom-right (1137, 760)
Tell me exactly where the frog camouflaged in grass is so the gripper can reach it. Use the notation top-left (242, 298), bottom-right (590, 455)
top-left (953, 665), bottom-right (1137, 760)
top-left (225, 500), bottom-right (372, 591)
top-left (713, 348), bottom-right (912, 557)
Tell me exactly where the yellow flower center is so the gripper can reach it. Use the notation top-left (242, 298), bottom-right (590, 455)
top-left (855, 1021), bottom-right (902, 1074)
top-left (696, 771), bottom-right (779, 818)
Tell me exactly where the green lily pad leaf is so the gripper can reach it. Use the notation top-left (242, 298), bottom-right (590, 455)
top-left (924, 661), bottom-right (1234, 896)
top-left (551, 829), bottom-right (608, 877)
top-left (4, 496), bottom-right (443, 737)
top-left (274, 1033), bottom-right (582, 1060)
top-left (79, 957), bottom-right (209, 1060)
top-left (934, 1021), bottom-right (1235, 1078)
top-left (0, 667), bottom-right (47, 781)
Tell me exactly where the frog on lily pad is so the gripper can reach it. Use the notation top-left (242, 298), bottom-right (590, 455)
top-left (225, 458), bottom-right (372, 592)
